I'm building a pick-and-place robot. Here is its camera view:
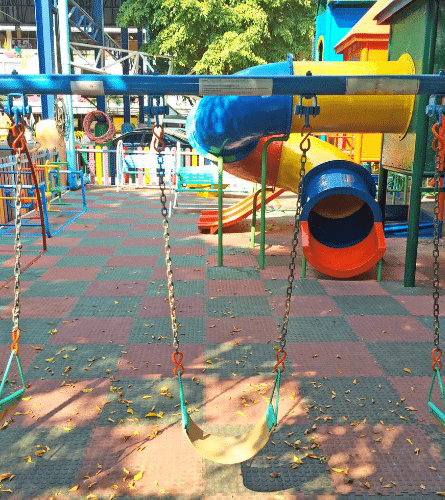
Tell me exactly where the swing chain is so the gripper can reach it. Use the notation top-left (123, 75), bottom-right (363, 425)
top-left (156, 125), bottom-right (180, 352)
top-left (277, 123), bottom-right (311, 361)
top-left (432, 140), bottom-right (441, 350)
top-left (12, 148), bottom-right (23, 353)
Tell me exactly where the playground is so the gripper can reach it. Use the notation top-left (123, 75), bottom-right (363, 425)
top-left (1, 0), bottom-right (445, 498)
top-left (0, 185), bottom-right (444, 499)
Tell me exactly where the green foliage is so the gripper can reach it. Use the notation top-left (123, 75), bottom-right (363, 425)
top-left (116, 0), bottom-right (316, 74)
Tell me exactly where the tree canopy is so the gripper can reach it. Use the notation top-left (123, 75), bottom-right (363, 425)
top-left (116, 0), bottom-right (316, 75)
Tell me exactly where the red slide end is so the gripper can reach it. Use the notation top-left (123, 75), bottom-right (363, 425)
top-left (301, 221), bottom-right (386, 278)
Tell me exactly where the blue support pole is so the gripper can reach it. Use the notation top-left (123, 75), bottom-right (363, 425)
top-left (34, 0), bottom-right (55, 119)
top-left (120, 1), bottom-right (131, 125)
top-left (92, 0), bottom-right (106, 112)
top-left (137, 29), bottom-right (145, 125)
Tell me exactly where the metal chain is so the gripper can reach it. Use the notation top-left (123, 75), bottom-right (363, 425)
top-left (432, 131), bottom-right (442, 348)
top-left (278, 127), bottom-right (311, 351)
top-left (156, 127), bottom-right (180, 351)
top-left (12, 150), bottom-right (23, 333)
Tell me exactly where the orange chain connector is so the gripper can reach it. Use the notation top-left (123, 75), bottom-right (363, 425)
top-left (432, 347), bottom-right (442, 371)
top-left (11, 327), bottom-right (21, 354)
top-left (152, 124), bottom-right (165, 153)
top-left (11, 123), bottom-right (26, 153)
top-left (274, 349), bottom-right (287, 373)
top-left (172, 351), bottom-right (184, 375)
top-left (299, 124), bottom-right (312, 154)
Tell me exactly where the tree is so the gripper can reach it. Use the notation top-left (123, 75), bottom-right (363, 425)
top-left (116, 0), bottom-right (316, 75)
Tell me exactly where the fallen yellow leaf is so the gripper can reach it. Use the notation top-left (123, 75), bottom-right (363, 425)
top-left (134, 471), bottom-right (143, 481)
top-left (68, 485), bottom-right (79, 492)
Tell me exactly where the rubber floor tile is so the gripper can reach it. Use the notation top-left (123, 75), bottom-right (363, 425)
top-left (332, 295), bottom-right (411, 316)
top-left (37, 236), bottom-right (82, 246)
top-left (120, 237), bottom-right (163, 246)
top-left (393, 294), bottom-right (445, 315)
top-left (75, 424), bottom-right (204, 498)
top-left (205, 316), bottom-right (279, 343)
top-left (38, 266), bottom-right (101, 281)
top-left (388, 376), bottom-right (436, 424)
top-left (114, 245), bottom-right (161, 256)
top-left (285, 316), bottom-right (360, 343)
top-left (316, 423), bottom-right (445, 496)
top-left (0, 344), bottom-right (40, 377)
top-left (22, 280), bottom-right (90, 298)
top-left (269, 295), bottom-right (341, 317)
top-left (346, 315), bottom-right (432, 342)
top-left (380, 280), bottom-right (435, 295)
top-left (27, 343), bottom-right (122, 380)
top-left (19, 254), bottom-right (62, 268)
top-left (77, 237), bottom-right (125, 246)
top-left (63, 222), bottom-right (95, 232)
top-left (68, 296), bottom-right (142, 318)
top-left (86, 230), bottom-right (129, 238)
top-left (114, 343), bottom-right (206, 378)
top-left (227, 424), bottom-right (330, 496)
top-left (0, 317), bottom-right (60, 345)
top-left (127, 229), bottom-right (164, 238)
top-left (55, 255), bottom-right (110, 267)
top-left (264, 278), bottom-right (328, 297)
top-left (104, 255), bottom-right (158, 268)
top-left (287, 342), bottom-right (385, 378)
top-left (203, 375), bottom-right (309, 428)
top-left (49, 317), bottom-right (133, 344)
top-left (156, 254), bottom-right (207, 267)
top-left (128, 317), bottom-right (205, 344)
top-left (206, 279), bottom-right (266, 297)
top-left (151, 265), bottom-right (206, 280)
top-left (83, 280), bottom-right (148, 297)
top-left (206, 266), bottom-right (261, 280)
top-left (97, 266), bottom-right (154, 280)
top-left (203, 342), bottom-right (277, 378)
top-left (207, 296), bottom-right (273, 318)
top-left (139, 296), bottom-right (205, 318)
top-left (9, 377), bottom-right (109, 428)
top-left (206, 254), bottom-right (259, 267)
top-left (0, 425), bottom-right (94, 499)
top-left (145, 279), bottom-right (205, 297)
top-left (365, 341), bottom-right (434, 377)
top-left (101, 218), bottom-right (139, 226)
top-left (169, 245), bottom-right (207, 256)
top-left (319, 280), bottom-right (389, 296)
top-left (0, 296), bottom-right (78, 319)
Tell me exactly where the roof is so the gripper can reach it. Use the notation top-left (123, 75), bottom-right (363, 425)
top-left (373, 0), bottom-right (416, 23)
top-left (335, 0), bottom-right (390, 54)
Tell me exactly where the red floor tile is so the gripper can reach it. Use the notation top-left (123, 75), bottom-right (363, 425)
top-left (75, 424), bottom-right (204, 498)
top-left (205, 317), bottom-right (279, 343)
top-left (394, 295), bottom-right (445, 315)
top-left (269, 296), bottom-right (342, 317)
top-left (0, 297), bottom-right (78, 318)
top-left (287, 342), bottom-right (385, 378)
top-left (139, 296), bottom-right (205, 318)
top-left (206, 255), bottom-right (258, 267)
top-left (83, 280), bottom-right (148, 297)
top-left (105, 255), bottom-right (158, 267)
top-left (38, 267), bottom-right (101, 281)
top-left (388, 376), bottom-right (435, 424)
top-left (206, 279), bottom-right (266, 297)
top-left (151, 266), bottom-right (206, 280)
top-left (347, 316), bottom-right (432, 342)
top-left (317, 423), bottom-right (445, 496)
top-left (66, 246), bottom-right (116, 256)
top-left (49, 318), bottom-right (133, 344)
top-left (86, 230), bottom-right (129, 238)
top-left (9, 378), bottom-right (109, 428)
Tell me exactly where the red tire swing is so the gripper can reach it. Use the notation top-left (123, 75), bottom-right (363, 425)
top-left (82, 110), bottom-right (115, 144)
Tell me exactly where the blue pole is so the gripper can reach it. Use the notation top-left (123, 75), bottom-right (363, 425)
top-left (1, 74), bottom-right (444, 96)
top-left (120, 1), bottom-right (131, 125)
top-left (34, 0), bottom-right (55, 119)
top-left (92, 0), bottom-right (106, 112)
top-left (137, 29), bottom-right (145, 125)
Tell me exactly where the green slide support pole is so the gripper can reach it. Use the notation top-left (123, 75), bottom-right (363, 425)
top-left (250, 189), bottom-right (261, 248)
top-left (260, 136), bottom-right (289, 270)
top-left (218, 156), bottom-right (223, 267)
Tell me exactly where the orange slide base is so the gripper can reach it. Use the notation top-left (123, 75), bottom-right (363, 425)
top-left (301, 221), bottom-right (386, 278)
top-left (198, 188), bottom-right (285, 234)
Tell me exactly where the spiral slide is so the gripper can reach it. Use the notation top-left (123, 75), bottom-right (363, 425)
top-left (186, 55), bottom-right (415, 278)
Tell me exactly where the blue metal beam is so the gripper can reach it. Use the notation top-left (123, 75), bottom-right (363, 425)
top-left (92, 0), bottom-right (106, 112)
top-left (0, 73), bottom-right (444, 96)
top-left (34, 0), bottom-right (55, 119)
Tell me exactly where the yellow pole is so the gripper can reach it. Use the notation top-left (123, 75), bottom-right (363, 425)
top-left (95, 145), bottom-right (103, 186)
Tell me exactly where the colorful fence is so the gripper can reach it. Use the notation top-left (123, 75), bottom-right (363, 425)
top-left (0, 149), bottom-right (59, 224)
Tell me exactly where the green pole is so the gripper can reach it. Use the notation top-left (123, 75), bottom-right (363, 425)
top-left (218, 156), bottom-right (224, 266)
top-left (404, 0), bottom-right (439, 287)
top-left (250, 189), bottom-right (261, 248)
top-left (259, 136), bottom-right (289, 269)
